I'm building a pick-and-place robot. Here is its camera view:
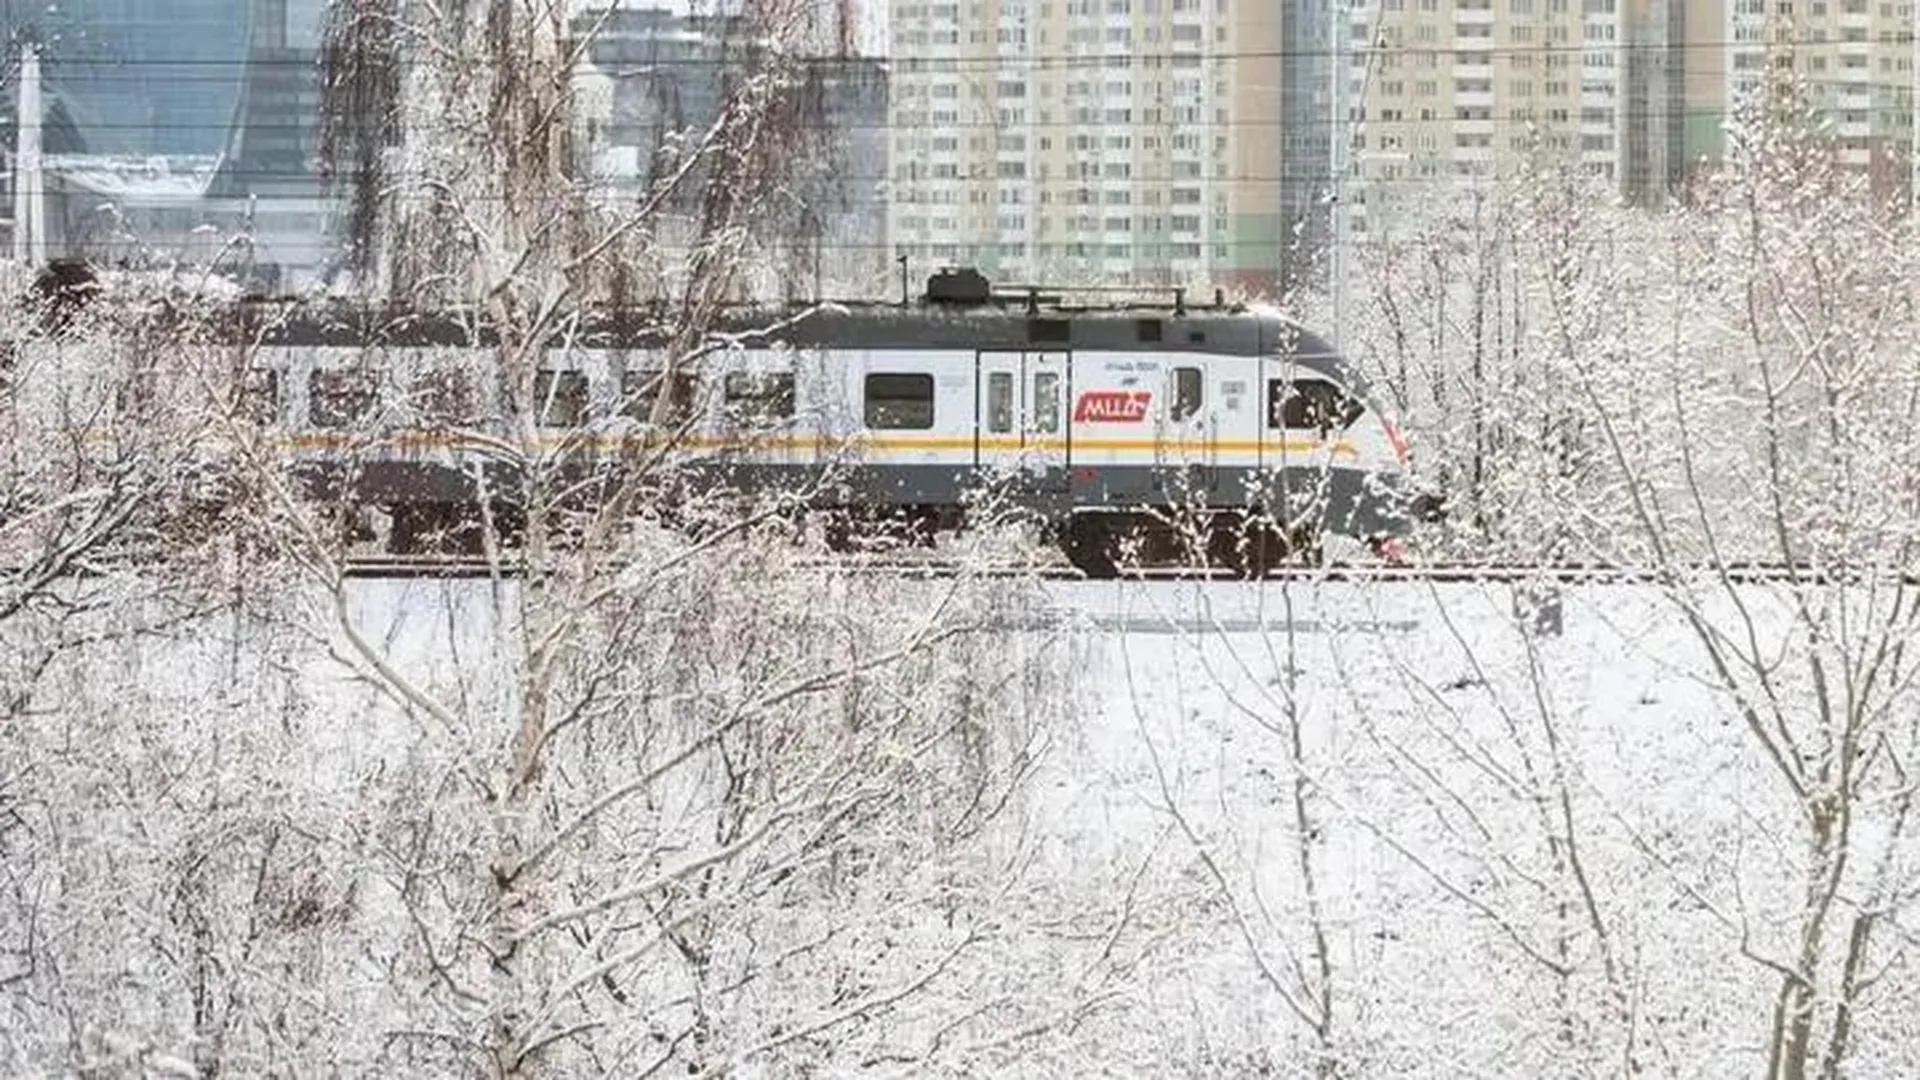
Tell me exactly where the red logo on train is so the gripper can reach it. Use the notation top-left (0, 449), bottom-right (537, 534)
top-left (1073, 390), bottom-right (1152, 423)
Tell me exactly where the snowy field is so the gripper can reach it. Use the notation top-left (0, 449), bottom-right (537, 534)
top-left (8, 570), bottom-right (1918, 1075)
top-left (312, 574), bottom-right (1917, 1074)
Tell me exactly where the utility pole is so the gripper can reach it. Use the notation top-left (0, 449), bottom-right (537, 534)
top-left (1329, 4), bottom-right (1349, 349)
top-left (11, 43), bottom-right (46, 269)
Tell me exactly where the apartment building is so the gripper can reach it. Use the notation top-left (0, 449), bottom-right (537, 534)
top-left (1344, 0), bottom-right (1917, 238)
top-left (885, 0), bottom-right (1292, 297)
top-left (1701, 0), bottom-right (1915, 193)
top-left (1342, 0), bottom-right (1642, 237)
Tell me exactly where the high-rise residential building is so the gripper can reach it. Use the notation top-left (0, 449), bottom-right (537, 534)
top-left (1340, 0), bottom-right (1919, 240)
top-left (1281, 0), bottom-right (1336, 290)
top-left (1342, 0), bottom-right (1642, 238)
top-left (1689, 0), bottom-right (1915, 198)
top-left (886, 0), bottom-right (1290, 298)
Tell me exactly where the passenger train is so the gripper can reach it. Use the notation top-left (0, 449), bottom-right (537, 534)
top-left (14, 264), bottom-right (1442, 576)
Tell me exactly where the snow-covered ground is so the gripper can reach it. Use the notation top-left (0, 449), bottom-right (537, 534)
top-left (1017, 577), bottom-right (1915, 1074)
top-left (10, 571), bottom-right (1917, 1075)
top-left (305, 575), bottom-right (1918, 1072)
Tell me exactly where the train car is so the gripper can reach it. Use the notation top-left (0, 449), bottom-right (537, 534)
top-left (238, 269), bottom-right (1436, 574)
top-left (9, 264), bottom-right (1441, 576)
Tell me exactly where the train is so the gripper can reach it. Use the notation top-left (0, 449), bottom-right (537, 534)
top-left (10, 263), bottom-right (1442, 577)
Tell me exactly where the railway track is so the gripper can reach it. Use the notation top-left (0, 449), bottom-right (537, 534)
top-left (332, 552), bottom-right (1920, 587)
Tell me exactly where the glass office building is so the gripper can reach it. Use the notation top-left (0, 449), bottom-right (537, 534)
top-left (1, 0), bottom-right (337, 286)
top-left (2, 0), bottom-right (257, 159)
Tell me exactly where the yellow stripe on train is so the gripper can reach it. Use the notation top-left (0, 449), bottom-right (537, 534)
top-left (267, 431), bottom-right (1364, 460)
top-left (61, 428), bottom-right (1364, 462)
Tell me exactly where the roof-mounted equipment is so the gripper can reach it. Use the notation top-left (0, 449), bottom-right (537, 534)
top-left (925, 267), bottom-right (993, 306)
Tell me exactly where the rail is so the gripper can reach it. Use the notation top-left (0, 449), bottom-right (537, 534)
top-left (320, 554), bottom-right (1920, 587)
top-left (7, 552), bottom-right (1918, 587)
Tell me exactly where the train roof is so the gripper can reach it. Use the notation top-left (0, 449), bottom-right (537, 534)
top-left (26, 261), bottom-right (1349, 365)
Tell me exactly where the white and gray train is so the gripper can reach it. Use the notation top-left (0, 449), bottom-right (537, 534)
top-left (19, 267), bottom-right (1443, 575)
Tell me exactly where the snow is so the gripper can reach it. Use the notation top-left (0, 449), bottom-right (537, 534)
top-left (1019, 577), bottom-right (1912, 1072)
top-left (313, 575), bottom-right (1914, 1070)
top-left (10, 569), bottom-right (1918, 1074)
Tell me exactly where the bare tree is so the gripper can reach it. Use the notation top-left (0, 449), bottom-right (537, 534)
top-left (1568, 72), bottom-right (1920, 1079)
top-left (1099, 67), bottom-right (1920, 1077)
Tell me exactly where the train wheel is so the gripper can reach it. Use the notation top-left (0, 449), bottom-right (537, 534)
top-left (1211, 514), bottom-right (1288, 579)
top-left (1061, 514), bottom-right (1122, 579)
top-left (822, 510), bottom-right (858, 554)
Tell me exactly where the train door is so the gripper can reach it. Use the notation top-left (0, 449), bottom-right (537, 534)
top-left (975, 350), bottom-right (1069, 490)
top-left (1159, 361), bottom-right (1214, 497)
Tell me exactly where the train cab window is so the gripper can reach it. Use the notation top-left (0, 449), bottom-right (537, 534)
top-left (309, 368), bottom-right (378, 429)
top-left (986, 372), bottom-right (1013, 433)
top-left (242, 368), bottom-right (279, 425)
top-left (534, 370), bottom-right (590, 428)
top-left (722, 371), bottom-right (796, 423)
top-left (1267, 378), bottom-right (1365, 432)
top-left (1032, 371), bottom-right (1061, 433)
top-left (1171, 366), bottom-right (1203, 421)
top-left (864, 372), bottom-right (935, 430)
top-left (622, 369), bottom-right (698, 424)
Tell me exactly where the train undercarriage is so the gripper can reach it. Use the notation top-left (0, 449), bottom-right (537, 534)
top-left (339, 495), bottom-right (1326, 580)
top-left (288, 457), bottom-right (1412, 578)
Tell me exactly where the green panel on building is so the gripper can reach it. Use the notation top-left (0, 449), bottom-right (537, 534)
top-left (1230, 212), bottom-right (1285, 268)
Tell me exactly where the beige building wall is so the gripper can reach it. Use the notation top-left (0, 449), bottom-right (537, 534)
top-left (1346, 0), bottom-right (1632, 238)
top-left (886, 0), bottom-right (1291, 298)
top-left (1708, 0), bottom-right (1915, 191)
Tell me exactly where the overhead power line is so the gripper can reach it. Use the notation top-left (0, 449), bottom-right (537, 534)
top-left (0, 35), bottom-right (1916, 73)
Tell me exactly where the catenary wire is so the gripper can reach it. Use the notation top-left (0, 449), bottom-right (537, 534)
top-left (1, 34), bottom-right (1917, 75)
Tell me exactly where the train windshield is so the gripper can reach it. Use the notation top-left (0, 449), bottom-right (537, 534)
top-left (1267, 378), bottom-right (1365, 431)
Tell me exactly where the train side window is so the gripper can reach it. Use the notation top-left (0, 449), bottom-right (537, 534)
top-left (1267, 378), bottom-right (1364, 432)
top-left (1032, 371), bottom-right (1061, 433)
top-left (1172, 366), bottom-right (1203, 421)
top-left (865, 372), bottom-right (935, 430)
top-left (412, 369), bottom-right (477, 427)
top-left (310, 368), bottom-right (378, 429)
top-left (621, 369), bottom-right (697, 424)
top-left (242, 368), bottom-right (279, 425)
top-left (723, 371), bottom-right (796, 423)
top-left (986, 371), bottom-right (1013, 433)
top-left (534, 370), bottom-right (590, 428)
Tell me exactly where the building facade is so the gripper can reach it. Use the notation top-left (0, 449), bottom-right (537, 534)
top-left (1343, 0), bottom-right (1919, 240)
top-left (1699, 0), bottom-right (1915, 197)
top-left (885, 0), bottom-right (1291, 298)
top-left (1343, 0), bottom-right (1643, 238)
top-left (1281, 0), bottom-right (1336, 291)
top-left (0, 0), bottom-right (336, 287)
top-left (0, 0), bottom-right (255, 159)
top-left (574, 5), bottom-right (891, 296)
